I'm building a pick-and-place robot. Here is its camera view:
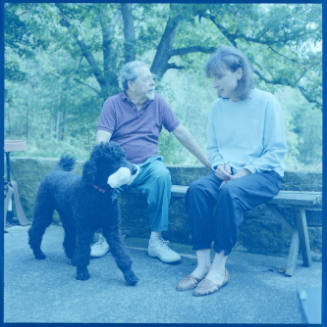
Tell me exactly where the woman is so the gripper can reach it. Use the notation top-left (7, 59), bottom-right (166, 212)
top-left (176, 46), bottom-right (287, 296)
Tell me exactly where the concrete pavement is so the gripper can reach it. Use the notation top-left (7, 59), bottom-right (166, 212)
top-left (4, 224), bottom-right (322, 323)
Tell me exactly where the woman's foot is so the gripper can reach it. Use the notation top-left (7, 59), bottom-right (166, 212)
top-left (176, 266), bottom-right (209, 291)
top-left (176, 274), bottom-right (203, 291)
top-left (204, 268), bottom-right (226, 286)
top-left (193, 269), bottom-right (230, 296)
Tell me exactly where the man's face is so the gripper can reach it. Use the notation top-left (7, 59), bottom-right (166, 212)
top-left (213, 67), bottom-right (242, 100)
top-left (129, 65), bottom-right (155, 101)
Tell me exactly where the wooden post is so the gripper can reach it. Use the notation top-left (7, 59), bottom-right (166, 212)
top-left (4, 140), bottom-right (29, 227)
top-left (4, 186), bottom-right (14, 227)
top-left (285, 230), bottom-right (300, 277)
top-left (11, 181), bottom-right (30, 225)
top-left (295, 208), bottom-right (312, 267)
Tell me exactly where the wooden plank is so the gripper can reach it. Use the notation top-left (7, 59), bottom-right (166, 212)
top-left (269, 191), bottom-right (321, 207)
top-left (171, 185), bottom-right (321, 208)
top-left (171, 185), bottom-right (188, 197)
top-left (4, 140), bottom-right (27, 152)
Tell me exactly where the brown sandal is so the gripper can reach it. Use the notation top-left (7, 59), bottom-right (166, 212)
top-left (176, 274), bottom-right (203, 291)
top-left (193, 269), bottom-right (230, 296)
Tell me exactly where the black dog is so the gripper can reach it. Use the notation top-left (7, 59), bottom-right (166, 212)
top-left (28, 142), bottom-right (139, 286)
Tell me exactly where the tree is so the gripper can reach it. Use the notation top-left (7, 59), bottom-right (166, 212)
top-left (4, 3), bottom-right (322, 166)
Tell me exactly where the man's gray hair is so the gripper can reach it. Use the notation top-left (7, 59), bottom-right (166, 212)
top-left (119, 61), bottom-right (147, 90)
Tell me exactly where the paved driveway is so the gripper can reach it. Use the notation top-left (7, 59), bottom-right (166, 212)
top-left (4, 225), bottom-right (322, 323)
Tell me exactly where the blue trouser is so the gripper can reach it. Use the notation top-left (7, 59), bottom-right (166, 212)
top-left (126, 156), bottom-right (171, 231)
top-left (186, 170), bottom-right (282, 255)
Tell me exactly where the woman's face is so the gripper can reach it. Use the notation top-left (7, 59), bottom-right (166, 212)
top-left (213, 67), bottom-right (243, 101)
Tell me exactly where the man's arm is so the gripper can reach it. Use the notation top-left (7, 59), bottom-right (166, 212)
top-left (96, 130), bottom-right (112, 144)
top-left (173, 124), bottom-right (211, 168)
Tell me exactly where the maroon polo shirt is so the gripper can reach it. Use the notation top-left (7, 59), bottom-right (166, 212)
top-left (97, 92), bottom-right (180, 164)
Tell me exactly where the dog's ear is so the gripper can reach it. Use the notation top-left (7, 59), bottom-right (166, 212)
top-left (82, 159), bottom-right (97, 184)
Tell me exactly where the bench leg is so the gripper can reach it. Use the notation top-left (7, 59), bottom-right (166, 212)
top-left (295, 208), bottom-right (312, 267)
top-left (267, 204), bottom-right (312, 276)
top-left (285, 230), bottom-right (300, 277)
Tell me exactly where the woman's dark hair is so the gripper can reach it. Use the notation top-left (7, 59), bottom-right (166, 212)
top-left (205, 46), bottom-right (255, 100)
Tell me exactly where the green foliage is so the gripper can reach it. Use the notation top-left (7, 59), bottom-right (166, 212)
top-left (4, 3), bottom-right (322, 172)
top-left (275, 87), bottom-right (322, 171)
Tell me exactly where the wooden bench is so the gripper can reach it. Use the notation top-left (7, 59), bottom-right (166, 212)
top-left (171, 185), bottom-right (322, 277)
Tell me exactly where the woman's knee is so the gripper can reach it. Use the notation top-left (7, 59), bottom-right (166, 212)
top-left (187, 177), bottom-right (212, 196)
top-left (187, 180), bottom-right (202, 197)
top-left (218, 182), bottom-right (239, 199)
top-left (186, 179), bottom-right (213, 204)
top-left (218, 182), bottom-right (245, 212)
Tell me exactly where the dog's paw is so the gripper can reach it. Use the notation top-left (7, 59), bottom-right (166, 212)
top-left (76, 267), bottom-right (90, 281)
top-left (124, 270), bottom-right (139, 286)
top-left (34, 250), bottom-right (46, 260)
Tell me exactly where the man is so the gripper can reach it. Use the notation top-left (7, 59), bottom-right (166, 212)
top-left (92, 60), bottom-right (211, 264)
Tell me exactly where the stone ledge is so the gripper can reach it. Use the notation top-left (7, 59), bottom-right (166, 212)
top-left (8, 157), bottom-right (323, 256)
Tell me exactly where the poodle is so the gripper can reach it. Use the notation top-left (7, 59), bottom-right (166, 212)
top-left (28, 141), bottom-right (139, 286)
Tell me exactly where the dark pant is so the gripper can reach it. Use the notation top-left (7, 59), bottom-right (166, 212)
top-left (186, 170), bottom-right (282, 255)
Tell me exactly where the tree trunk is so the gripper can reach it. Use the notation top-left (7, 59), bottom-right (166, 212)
top-left (61, 106), bottom-right (66, 141)
top-left (150, 15), bottom-right (180, 79)
top-left (99, 9), bottom-right (120, 98)
top-left (121, 4), bottom-right (136, 63)
top-left (56, 4), bottom-right (109, 100)
top-left (56, 110), bottom-right (60, 141)
top-left (26, 103), bottom-right (29, 142)
top-left (6, 103), bottom-right (11, 136)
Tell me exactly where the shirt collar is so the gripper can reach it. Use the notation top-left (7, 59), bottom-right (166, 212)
top-left (121, 91), bottom-right (154, 109)
top-left (221, 88), bottom-right (255, 102)
top-left (121, 91), bottom-right (129, 102)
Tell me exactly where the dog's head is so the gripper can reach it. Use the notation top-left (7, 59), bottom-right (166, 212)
top-left (82, 141), bottom-right (139, 189)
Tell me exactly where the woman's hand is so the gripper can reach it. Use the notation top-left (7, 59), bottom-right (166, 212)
top-left (215, 163), bottom-right (232, 181)
top-left (231, 168), bottom-right (251, 179)
top-left (218, 167), bottom-right (251, 189)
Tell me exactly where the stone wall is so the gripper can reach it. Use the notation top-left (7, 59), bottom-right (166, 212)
top-left (8, 157), bottom-right (322, 257)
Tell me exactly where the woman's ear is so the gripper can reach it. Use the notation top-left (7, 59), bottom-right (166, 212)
top-left (82, 159), bottom-right (97, 184)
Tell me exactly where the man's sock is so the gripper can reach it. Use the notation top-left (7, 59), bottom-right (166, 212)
top-left (150, 231), bottom-right (162, 241)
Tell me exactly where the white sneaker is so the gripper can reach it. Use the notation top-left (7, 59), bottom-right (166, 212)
top-left (90, 234), bottom-right (109, 258)
top-left (148, 238), bottom-right (181, 263)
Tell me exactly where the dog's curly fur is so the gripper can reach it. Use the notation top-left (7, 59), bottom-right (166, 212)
top-left (28, 142), bottom-right (138, 286)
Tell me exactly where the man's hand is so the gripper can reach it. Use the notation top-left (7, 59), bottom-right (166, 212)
top-left (96, 130), bottom-right (112, 144)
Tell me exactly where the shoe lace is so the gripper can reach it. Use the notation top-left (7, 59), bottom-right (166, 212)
top-left (157, 238), bottom-right (171, 249)
top-left (95, 235), bottom-right (105, 246)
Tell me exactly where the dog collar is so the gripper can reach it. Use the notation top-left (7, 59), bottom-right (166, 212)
top-left (93, 184), bottom-right (106, 193)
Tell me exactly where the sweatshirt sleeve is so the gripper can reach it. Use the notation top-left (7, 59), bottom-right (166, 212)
top-left (244, 95), bottom-right (287, 175)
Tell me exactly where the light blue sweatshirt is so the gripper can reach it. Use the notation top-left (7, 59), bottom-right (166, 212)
top-left (207, 88), bottom-right (287, 177)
